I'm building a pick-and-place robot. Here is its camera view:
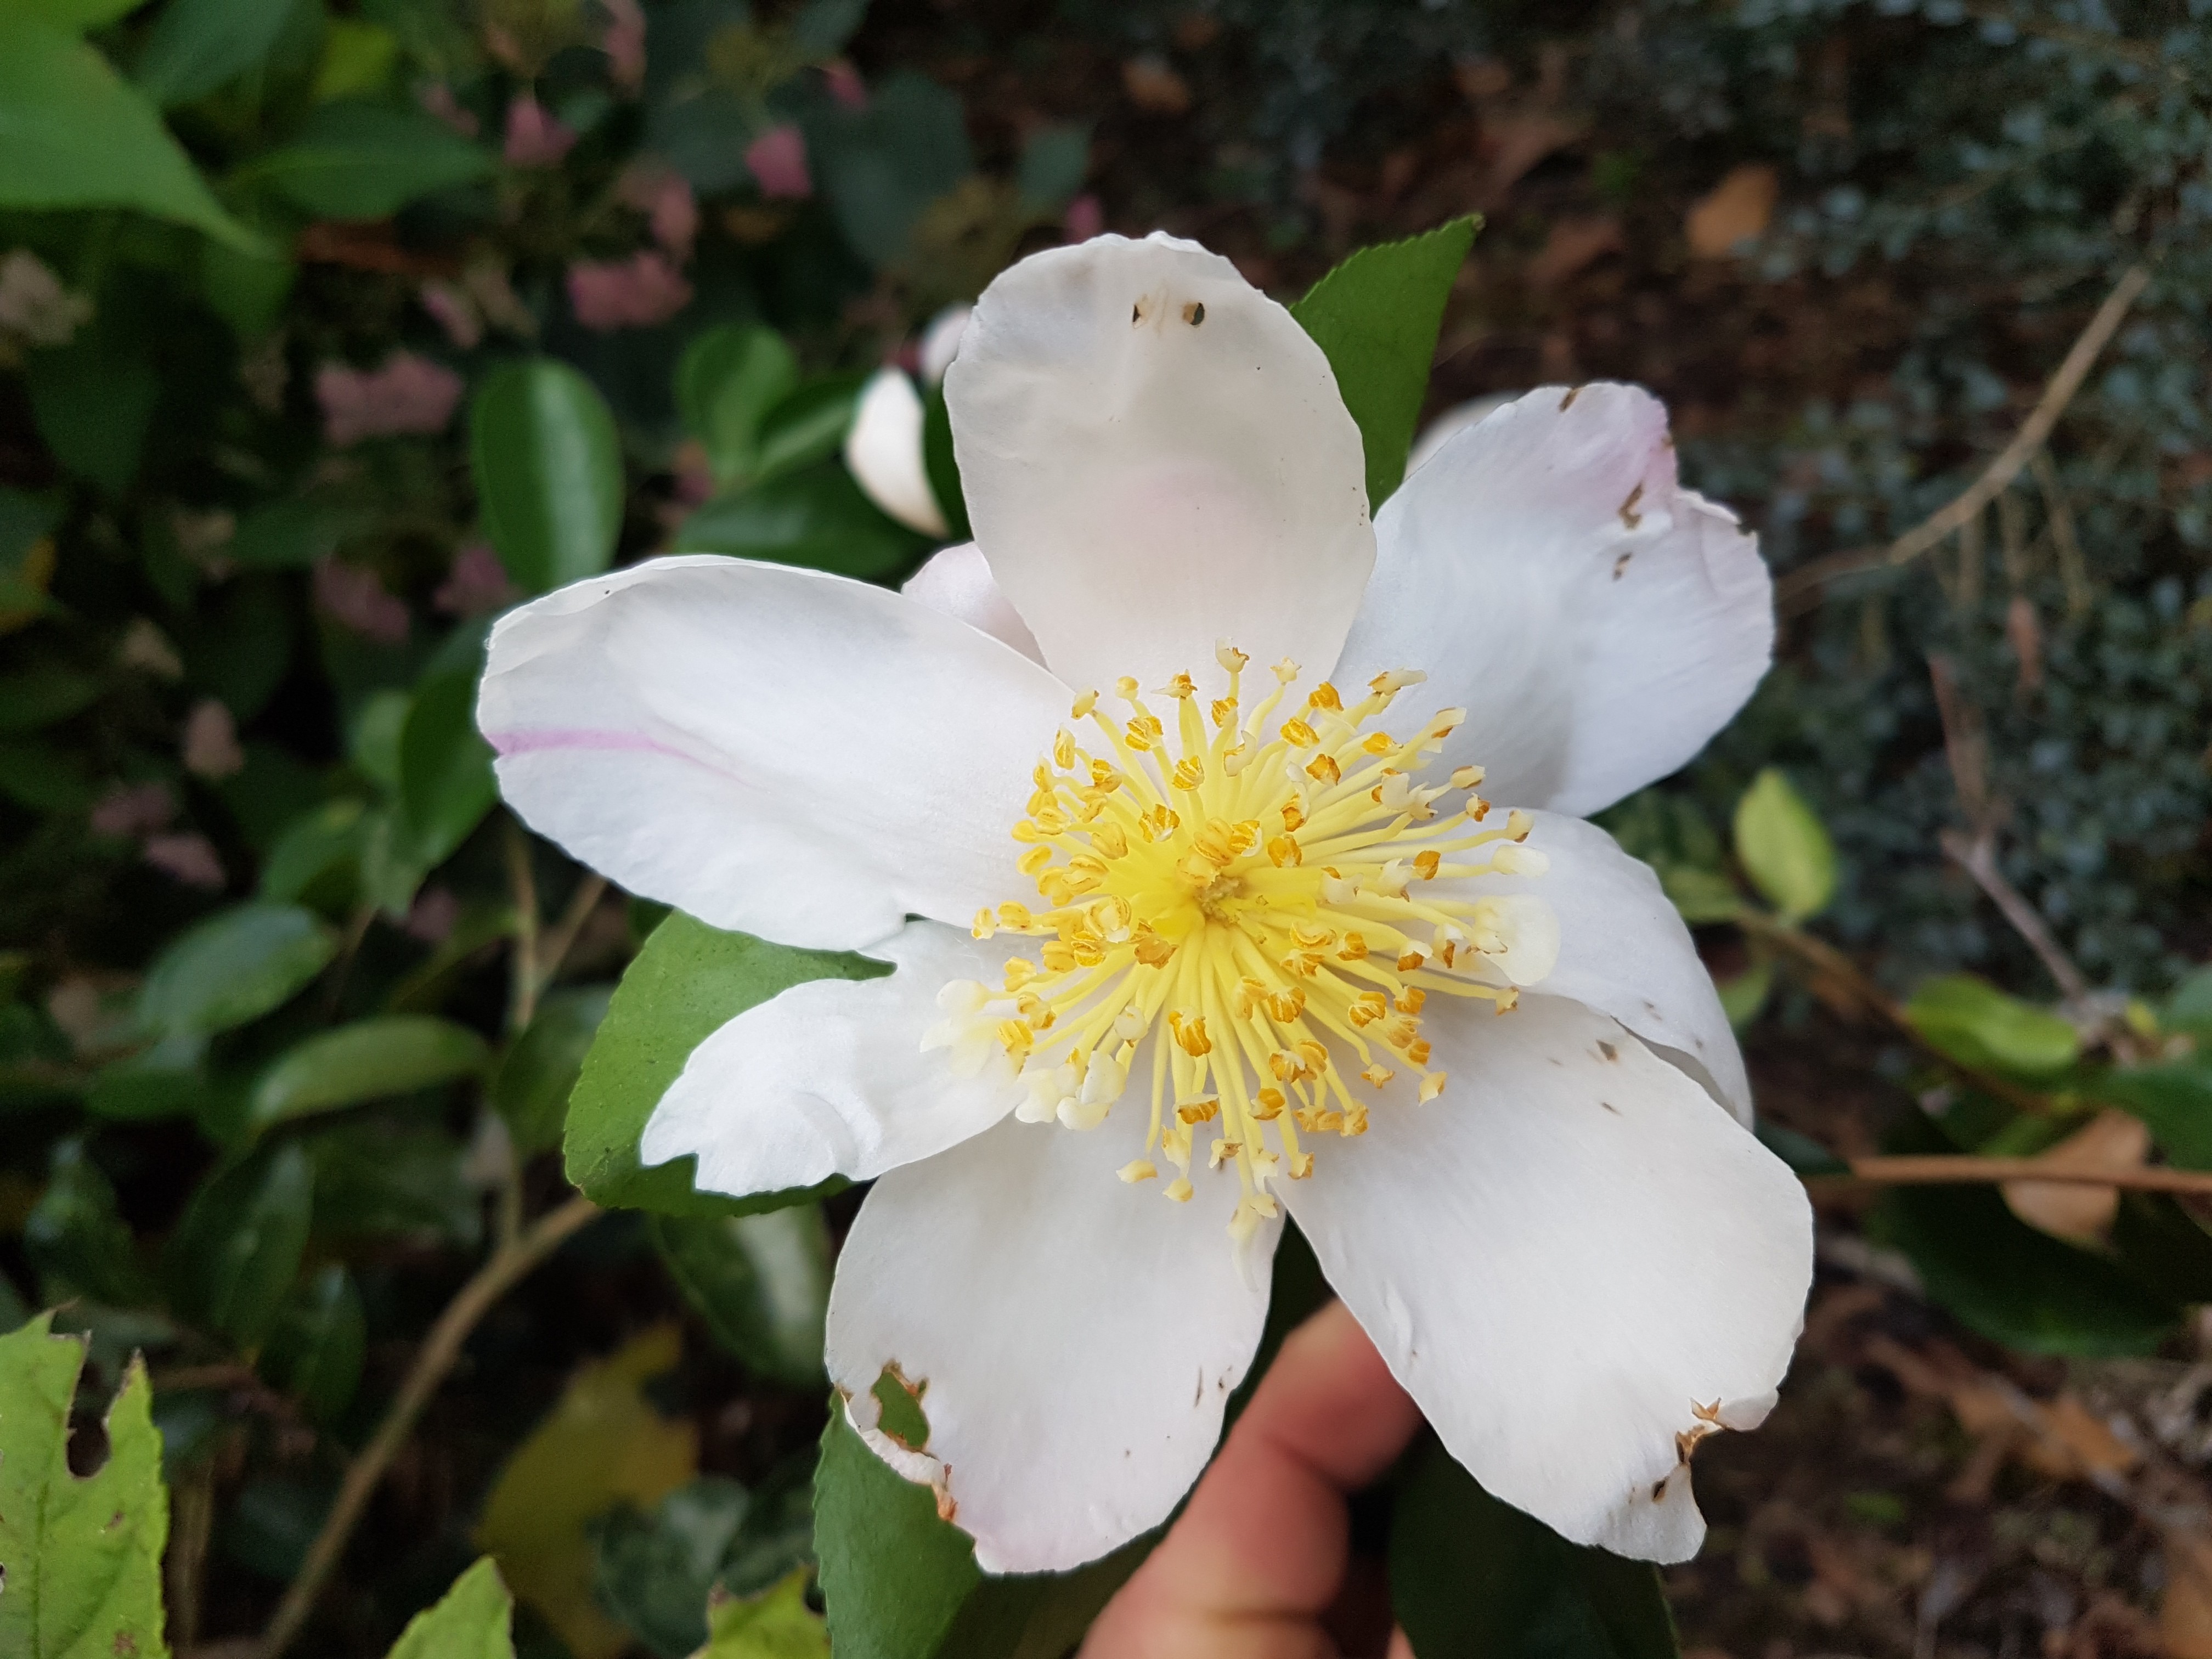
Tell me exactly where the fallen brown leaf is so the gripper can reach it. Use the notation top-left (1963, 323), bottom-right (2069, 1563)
top-left (1527, 214), bottom-right (1623, 290)
top-left (1686, 163), bottom-right (1780, 258)
top-left (2002, 1108), bottom-right (2152, 1243)
top-left (1123, 55), bottom-right (1192, 115)
top-left (2164, 1529), bottom-right (2212, 1659)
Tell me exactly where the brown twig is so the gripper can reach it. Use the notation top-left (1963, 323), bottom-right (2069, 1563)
top-left (1938, 830), bottom-right (2095, 1009)
top-left (1837, 1155), bottom-right (2212, 1195)
top-left (256, 1194), bottom-right (601, 1659)
top-left (537, 874), bottom-right (610, 996)
top-left (503, 819), bottom-right (541, 1032)
top-left (1776, 264), bottom-right (2150, 612)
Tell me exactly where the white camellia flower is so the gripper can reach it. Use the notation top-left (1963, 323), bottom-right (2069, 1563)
top-left (478, 232), bottom-right (1814, 1578)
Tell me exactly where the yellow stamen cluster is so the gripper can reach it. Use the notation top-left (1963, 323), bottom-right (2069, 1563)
top-left (937, 645), bottom-right (1558, 1243)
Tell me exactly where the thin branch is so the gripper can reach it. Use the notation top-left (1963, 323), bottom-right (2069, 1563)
top-left (256, 1194), bottom-right (601, 1659)
top-left (537, 874), bottom-right (610, 994)
top-left (1938, 829), bottom-right (2094, 1008)
top-left (1838, 1155), bottom-right (2212, 1197)
top-left (503, 819), bottom-right (541, 1033)
top-left (1776, 264), bottom-right (2150, 612)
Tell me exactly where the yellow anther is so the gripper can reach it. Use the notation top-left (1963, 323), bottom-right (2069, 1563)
top-left (1396, 949), bottom-right (1426, 972)
top-left (1396, 988), bottom-right (1426, 1014)
top-left (1003, 958), bottom-right (1037, 989)
top-left (1407, 1038), bottom-right (1432, 1065)
top-left (972, 908), bottom-right (996, 938)
top-left (1159, 672), bottom-right (1196, 698)
top-left (1119, 1160), bottom-right (1158, 1183)
top-left (1348, 994), bottom-right (1387, 1028)
top-left (1115, 676), bottom-right (1139, 699)
top-left (1418, 1071), bottom-right (1448, 1103)
top-left (1288, 1152), bottom-right (1315, 1180)
top-left (1493, 987), bottom-right (1520, 1014)
top-left (1169, 1011), bottom-right (1212, 1057)
top-left (1210, 697), bottom-right (1238, 728)
top-left (1071, 689), bottom-right (1098, 717)
top-left (1032, 806), bottom-right (1069, 834)
top-left (1267, 834), bottom-right (1302, 868)
top-left (1090, 823), bottom-right (1128, 859)
top-left (1363, 731), bottom-right (1396, 754)
top-left (1053, 729), bottom-right (1076, 769)
top-left (1011, 820), bottom-right (1042, 844)
top-left (1340, 1104), bottom-right (1369, 1137)
top-left (1414, 849), bottom-right (1441, 880)
top-left (1172, 755), bottom-right (1206, 790)
top-left (1306, 754), bottom-right (1340, 785)
top-left (1279, 798), bottom-right (1307, 832)
top-left (1216, 641), bottom-right (1248, 672)
top-left (1132, 927), bottom-right (1175, 968)
top-left (997, 1019), bottom-right (1034, 1057)
top-left (1361, 1063), bottom-right (1396, 1087)
top-left (1307, 682), bottom-right (1342, 712)
top-left (1041, 940), bottom-right (1076, 973)
top-left (1266, 988), bottom-right (1306, 1023)
top-left (1018, 845), bottom-right (1053, 876)
top-left (1209, 1138), bottom-right (1240, 1170)
top-left (1125, 716), bottom-right (1161, 750)
top-left (1272, 657), bottom-right (1300, 683)
top-left (1280, 717), bottom-right (1318, 748)
top-left (1292, 923), bottom-right (1336, 949)
top-left (1295, 1039), bottom-right (1329, 1074)
top-left (1252, 1087), bottom-right (1286, 1120)
top-left (1338, 933), bottom-right (1368, 961)
top-left (997, 901), bottom-right (1034, 928)
top-left (1452, 764), bottom-right (1486, 788)
top-left (1506, 809), bottom-right (1534, 842)
top-left (1164, 1178), bottom-right (1194, 1203)
top-left (1176, 1099), bottom-right (1220, 1126)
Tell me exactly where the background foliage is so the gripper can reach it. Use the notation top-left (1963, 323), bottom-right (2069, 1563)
top-left (4, 1), bottom-right (2212, 1656)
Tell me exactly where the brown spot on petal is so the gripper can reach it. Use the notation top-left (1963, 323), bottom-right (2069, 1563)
top-left (1559, 386), bottom-right (1582, 410)
top-left (1613, 550), bottom-right (1633, 581)
top-left (1183, 300), bottom-right (1206, 325)
top-left (1619, 483), bottom-right (1645, 529)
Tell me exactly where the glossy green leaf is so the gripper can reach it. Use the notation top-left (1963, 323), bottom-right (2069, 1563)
top-left (306, 1123), bottom-right (481, 1248)
top-left (675, 462), bottom-right (929, 579)
top-left (1731, 769), bottom-right (1838, 923)
top-left (260, 1262), bottom-right (365, 1423)
top-left (399, 669), bottom-right (498, 867)
top-left (1903, 974), bottom-right (2079, 1079)
top-left (0, 1317), bottom-right (171, 1659)
top-left (755, 377), bottom-right (864, 483)
top-left (1870, 1113), bottom-right (2179, 1356)
top-left (679, 325), bottom-right (800, 487)
top-left (259, 798), bottom-right (372, 910)
top-left (23, 1139), bottom-right (156, 1308)
top-left (137, 902), bottom-right (335, 1037)
top-left (134, 0), bottom-right (296, 108)
top-left (652, 1206), bottom-right (831, 1387)
top-left (0, 13), bottom-right (259, 249)
top-left (493, 986), bottom-right (613, 1154)
top-left (701, 1567), bottom-right (830, 1658)
top-left (566, 913), bottom-right (882, 1216)
top-left (1390, 1434), bottom-right (1678, 1659)
top-left (387, 1557), bottom-right (516, 1659)
top-left (1290, 216), bottom-right (1478, 509)
top-left (166, 1141), bottom-right (314, 1347)
top-left (249, 1014), bottom-right (489, 1131)
top-left (920, 380), bottom-right (970, 543)
top-left (472, 358), bottom-right (625, 595)
top-left (2087, 1060), bottom-right (2212, 1169)
top-left (593, 1477), bottom-right (752, 1659)
top-left (250, 98), bottom-right (494, 219)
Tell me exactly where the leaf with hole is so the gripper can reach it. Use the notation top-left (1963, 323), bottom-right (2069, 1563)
top-left (0, 1316), bottom-right (171, 1659)
top-left (472, 358), bottom-right (626, 595)
top-left (1290, 217), bottom-right (1479, 509)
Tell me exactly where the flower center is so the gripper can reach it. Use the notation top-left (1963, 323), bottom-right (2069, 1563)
top-left (924, 645), bottom-right (1559, 1243)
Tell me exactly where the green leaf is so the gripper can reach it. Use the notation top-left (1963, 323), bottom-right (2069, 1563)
top-left (259, 1262), bottom-right (365, 1423)
top-left (1390, 1434), bottom-right (1678, 1659)
top-left (702, 1568), bottom-right (830, 1658)
top-left (494, 986), bottom-right (613, 1155)
top-left (249, 1014), bottom-right (489, 1131)
top-left (1290, 217), bottom-right (1479, 509)
top-left (137, 902), bottom-right (336, 1037)
top-left (755, 377), bottom-right (864, 484)
top-left (399, 669), bottom-right (498, 867)
top-left (806, 70), bottom-right (975, 268)
top-left (24, 1139), bottom-right (157, 1308)
top-left (312, 17), bottom-right (399, 103)
top-left (652, 1206), bottom-right (831, 1387)
top-left (1715, 958), bottom-right (1773, 1031)
top-left (0, 13), bottom-right (261, 250)
top-left (1015, 124), bottom-right (1090, 212)
top-left (678, 325), bottom-right (801, 488)
top-left (249, 98), bottom-right (494, 219)
top-left (1903, 974), bottom-right (2080, 1079)
top-left (86, 1032), bottom-right (211, 1124)
top-left (676, 463), bottom-right (928, 580)
top-left (1753, 1119), bottom-right (1849, 1177)
top-left (920, 381), bottom-right (970, 544)
top-left (0, 665), bottom-right (99, 732)
top-left (134, 0), bottom-right (296, 108)
top-left (2112, 1193), bottom-right (2212, 1306)
top-left (1731, 769), bottom-right (1837, 923)
top-left (229, 499), bottom-right (360, 570)
top-left (166, 1141), bottom-right (314, 1347)
top-left (306, 1123), bottom-right (481, 1249)
top-left (387, 1557), bottom-right (516, 1659)
top-left (2083, 1060), bottom-right (2212, 1169)
top-left (592, 1477), bottom-right (753, 1659)
top-left (472, 358), bottom-right (625, 596)
top-left (22, 317), bottom-right (159, 496)
top-left (566, 913), bottom-right (883, 1216)
top-left (1870, 1113), bottom-right (2179, 1356)
top-left (2164, 966), bottom-right (2212, 1041)
top-left (0, 1317), bottom-right (171, 1659)
top-left (259, 798), bottom-right (372, 909)
top-left (4, 0), bottom-right (145, 29)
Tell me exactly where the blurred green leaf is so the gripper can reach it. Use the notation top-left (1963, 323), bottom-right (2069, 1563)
top-left (2164, 966), bottom-right (2212, 1041)
top-left (701, 1568), bottom-right (829, 1659)
top-left (1753, 1119), bottom-right (1849, 1177)
top-left (138, 901), bottom-right (336, 1037)
top-left (351, 689), bottom-right (411, 789)
top-left (2112, 1192), bottom-right (2212, 1306)
top-left (0, 740), bottom-right (91, 809)
top-left (805, 70), bottom-right (975, 267)
top-left (166, 1141), bottom-right (315, 1347)
top-left (1903, 974), bottom-right (2080, 1079)
top-left (472, 358), bottom-right (625, 596)
top-left (1657, 866), bottom-right (1743, 926)
top-left (86, 1031), bottom-right (211, 1122)
top-left (594, 1477), bottom-right (753, 1659)
top-left (1015, 123), bottom-right (1090, 212)
top-left (307, 1121), bottom-right (481, 1248)
top-left (22, 318), bottom-right (159, 495)
top-left (755, 377), bottom-right (864, 483)
top-left (24, 1138), bottom-right (156, 1308)
top-left (250, 98), bottom-right (494, 219)
top-left (199, 236), bottom-right (297, 335)
top-left (260, 1261), bottom-right (365, 1423)
top-left (1715, 959), bottom-right (1773, 1031)
top-left (134, 0), bottom-right (296, 108)
top-left (0, 665), bottom-right (100, 732)
top-left (919, 381), bottom-right (969, 544)
top-left (400, 669), bottom-right (498, 867)
top-left (1731, 769), bottom-right (1838, 924)
top-left (313, 17), bottom-right (399, 103)
top-left (0, 1270), bottom-right (25, 1334)
top-left (676, 462), bottom-right (928, 579)
top-left (0, 13), bottom-right (261, 249)
top-left (222, 1474), bottom-right (332, 1581)
top-left (679, 325), bottom-right (800, 487)
top-left (259, 797), bottom-right (372, 909)
top-left (790, 0), bottom-right (869, 56)
top-left (3, 0), bottom-right (145, 27)
top-left (249, 1014), bottom-right (489, 1131)
top-left (388, 1557), bottom-right (517, 1659)
top-left (652, 1206), bottom-right (831, 1387)
top-left (2081, 1059), bottom-right (2212, 1169)
top-left (1290, 216), bottom-right (1479, 509)
top-left (566, 913), bottom-right (880, 1216)
top-left (493, 985), bottom-right (612, 1154)
top-left (1390, 1434), bottom-right (1679, 1659)
top-left (1871, 1114), bottom-right (2179, 1356)
top-left (0, 1317), bottom-right (170, 1659)
top-left (229, 499), bottom-right (361, 570)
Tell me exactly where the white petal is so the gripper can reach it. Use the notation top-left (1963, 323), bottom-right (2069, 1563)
top-left (917, 303), bottom-right (971, 385)
top-left (846, 368), bottom-right (949, 536)
top-left (947, 232), bottom-right (1374, 692)
top-left (1480, 811), bottom-right (1751, 1124)
top-left (1288, 996), bottom-right (1810, 1562)
top-left (900, 541), bottom-right (1043, 663)
top-left (826, 1112), bottom-right (1277, 1573)
top-left (1404, 391), bottom-right (1519, 479)
top-left (640, 920), bottom-right (1019, 1195)
top-left (1336, 384), bottom-right (1772, 816)
top-left (478, 556), bottom-right (1066, 950)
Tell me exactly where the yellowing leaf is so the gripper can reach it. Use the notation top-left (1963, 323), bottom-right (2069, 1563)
top-left (1685, 163), bottom-right (1779, 258)
top-left (0, 1314), bottom-right (171, 1659)
top-left (476, 1324), bottom-right (698, 1659)
top-left (1733, 768), bottom-right (1837, 923)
